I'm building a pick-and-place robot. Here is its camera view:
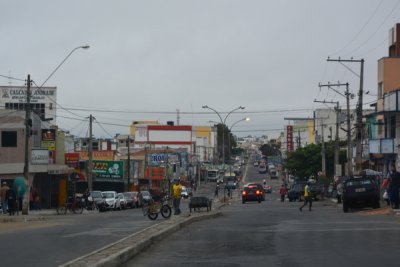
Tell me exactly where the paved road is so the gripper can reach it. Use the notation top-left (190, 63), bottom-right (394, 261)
top-left (123, 189), bottom-right (400, 267)
top-left (0, 181), bottom-right (216, 267)
top-left (121, 162), bottom-right (400, 267)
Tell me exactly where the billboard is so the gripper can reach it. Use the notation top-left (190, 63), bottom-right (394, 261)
top-left (92, 161), bottom-right (123, 180)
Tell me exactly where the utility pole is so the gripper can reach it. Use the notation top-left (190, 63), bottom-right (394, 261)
top-left (321, 120), bottom-right (326, 175)
top-left (126, 136), bottom-right (131, 192)
top-left (87, 114), bottom-right (93, 192)
top-left (317, 82), bottom-right (353, 175)
top-left (23, 74), bottom-right (32, 215)
top-left (314, 99), bottom-right (340, 176)
top-left (327, 58), bottom-right (364, 174)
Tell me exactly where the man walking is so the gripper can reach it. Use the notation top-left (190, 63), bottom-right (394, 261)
top-left (0, 182), bottom-right (10, 214)
top-left (172, 179), bottom-right (182, 215)
top-left (299, 182), bottom-right (312, 211)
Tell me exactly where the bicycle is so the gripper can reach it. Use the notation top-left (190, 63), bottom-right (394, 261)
top-left (142, 195), bottom-right (172, 220)
top-left (57, 196), bottom-right (84, 215)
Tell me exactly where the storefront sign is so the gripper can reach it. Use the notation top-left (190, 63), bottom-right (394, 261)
top-left (80, 151), bottom-right (114, 161)
top-left (286, 125), bottom-right (294, 152)
top-left (31, 149), bottom-right (49, 164)
top-left (92, 160), bottom-right (123, 180)
top-left (65, 153), bottom-right (80, 168)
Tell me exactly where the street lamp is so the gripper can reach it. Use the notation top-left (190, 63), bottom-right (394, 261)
top-left (228, 118), bottom-right (250, 173)
top-left (202, 105), bottom-right (245, 170)
top-left (23, 45), bottom-right (90, 215)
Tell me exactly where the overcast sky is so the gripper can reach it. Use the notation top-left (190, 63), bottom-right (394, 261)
top-left (1, 0), bottom-right (399, 139)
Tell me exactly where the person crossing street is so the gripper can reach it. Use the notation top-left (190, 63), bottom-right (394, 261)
top-left (299, 182), bottom-right (312, 211)
top-left (172, 179), bottom-right (183, 215)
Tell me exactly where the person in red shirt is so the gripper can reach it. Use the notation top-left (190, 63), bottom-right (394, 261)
top-left (279, 184), bottom-right (287, 202)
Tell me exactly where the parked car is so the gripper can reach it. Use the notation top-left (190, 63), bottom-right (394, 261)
top-left (140, 191), bottom-right (152, 205)
top-left (342, 176), bottom-right (380, 212)
top-left (242, 184), bottom-right (263, 203)
top-left (309, 182), bottom-right (324, 201)
top-left (88, 190), bottom-right (106, 212)
top-left (102, 191), bottom-right (121, 210)
top-left (117, 193), bottom-right (127, 210)
top-left (288, 182), bottom-right (307, 202)
top-left (181, 186), bottom-right (189, 199)
top-left (123, 192), bottom-right (140, 208)
top-left (224, 181), bottom-right (237, 190)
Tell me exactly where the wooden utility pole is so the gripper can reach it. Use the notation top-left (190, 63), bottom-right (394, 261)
top-left (23, 74), bottom-right (32, 215)
top-left (314, 99), bottom-right (340, 176)
top-left (317, 82), bottom-right (353, 176)
top-left (126, 136), bottom-right (131, 191)
top-left (88, 114), bottom-right (93, 192)
top-left (327, 58), bottom-right (364, 174)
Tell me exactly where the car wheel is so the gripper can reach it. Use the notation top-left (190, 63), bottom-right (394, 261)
top-left (242, 200), bottom-right (245, 204)
top-left (343, 200), bottom-right (349, 213)
top-left (373, 200), bottom-right (380, 209)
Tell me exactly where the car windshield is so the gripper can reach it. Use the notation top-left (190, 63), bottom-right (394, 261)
top-left (92, 191), bottom-right (102, 198)
top-left (141, 191), bottom-right (150, 197)
top-left (346, 180), bottom-right (373, 186)
top-left (103, 192), bottom-right (115, 198)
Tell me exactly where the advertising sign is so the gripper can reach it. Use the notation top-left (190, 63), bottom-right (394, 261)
top-left (80, 151), bottom-right (114, 161)
top-left (92, 161), bottom-right (123, 180)
top-left (65, 153), bottom-right (80, 168)
top-left (31, 149), bottom-right (49, 164)
top-left (145, 167), bottom-right (165, 180)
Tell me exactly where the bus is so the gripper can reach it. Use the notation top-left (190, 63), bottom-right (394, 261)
top-left (207, 169), bottom-right (219, 182)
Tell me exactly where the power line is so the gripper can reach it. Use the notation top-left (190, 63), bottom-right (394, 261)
top-left (330, 0), bottom-right (384, 56)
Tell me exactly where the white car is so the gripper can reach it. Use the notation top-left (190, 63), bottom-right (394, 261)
top-left (181, 186), bottom-right (189, 199)
top-left (102, 191), bottom-right (121, 210)
top-left (117, 193), bottom-right (127, 210)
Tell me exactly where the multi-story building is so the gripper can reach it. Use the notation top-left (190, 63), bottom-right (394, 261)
top-left (369, 23), bottom-right (400, 172)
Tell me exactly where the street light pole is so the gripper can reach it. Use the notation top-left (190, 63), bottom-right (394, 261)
top-left (228, 118), bottom-right (250, 174)
top-left (202, 105), bottom-right (245, 170)
top-left (22, 45), bottom-right (89, 215)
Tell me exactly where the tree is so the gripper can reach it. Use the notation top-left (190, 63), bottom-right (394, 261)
top-left (283, 142), bottom-right (347, 180)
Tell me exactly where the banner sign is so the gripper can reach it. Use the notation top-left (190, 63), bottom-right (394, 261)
top-left (80, 151), bottom-right (114, 161)
top-left (65, 153), bottom-right (80, 168)
top-left (92, 161), bottom-right (123, 180)
top-left (31, 149), bottom-right (49, 164)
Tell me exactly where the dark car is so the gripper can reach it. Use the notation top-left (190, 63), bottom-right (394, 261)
top-left (309, 182), bottom-right (324, 201)
top-left (88, 190), bottom-right (106, 212)
top-left (245, 183), bottom-right (265, 201)
top-left (342, 176), bottom-right (380, 212)
top-left (242, 184), bottom-right (263, 203)
top-left (123, 192), bottom-right (140, 208)
top-left (288, 182), bottom-right (307, 202)
top-left (224, 181), bottom-right (237, 190)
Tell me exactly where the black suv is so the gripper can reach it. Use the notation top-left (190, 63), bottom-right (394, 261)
top-left (342, 176), bottom-right (380, 212)
top-left (288, 182), bottom-right (307, 202)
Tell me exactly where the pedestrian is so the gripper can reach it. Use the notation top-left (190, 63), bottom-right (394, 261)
top-left (172, 179), bottom-right (182, 215)
top-left (389, 165), bottom-right (400, 209)
top-left (1, 181), bottom-right (10, 214)
top-left (5, 186), bottom-right (16, 216)
top-left (336, 182), bottom-right (343, 204)
top-left (299, 182), bottom-right (312, 211)
top-left (279, 184), bottom-right (287, 202)
top-left (214, 184), bottom-right (219, 198)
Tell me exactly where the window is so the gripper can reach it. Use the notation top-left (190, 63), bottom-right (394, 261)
top-left (378, 82), bottom-right (383, 99)
top-left (1, 131), bottom-right (17, 147)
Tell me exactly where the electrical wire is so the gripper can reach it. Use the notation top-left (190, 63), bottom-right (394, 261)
top-left (0, 74), bottom-right (25, 82)
top-left (330, 0), bottom-right (385, 56)
top-left (343, 0), bottom-right (400, 57)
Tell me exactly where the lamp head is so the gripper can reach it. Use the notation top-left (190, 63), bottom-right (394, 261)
top-left (202, 105), bottom-right (208, 109)
top-left (81, 45), bottom-right (90, 49)
top-left (239, 106), bottom-right (245, 109)
top-left (245, 117), bottom-right (250, 121)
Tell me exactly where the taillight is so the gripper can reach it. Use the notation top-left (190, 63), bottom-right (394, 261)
top-left (256, 190), bottom-right (260, 195)
top-left (242, 191), bottom-right (247, 196)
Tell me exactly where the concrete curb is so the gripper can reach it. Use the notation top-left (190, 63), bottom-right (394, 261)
top-left (59, 205), bottom-right (225, 267)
